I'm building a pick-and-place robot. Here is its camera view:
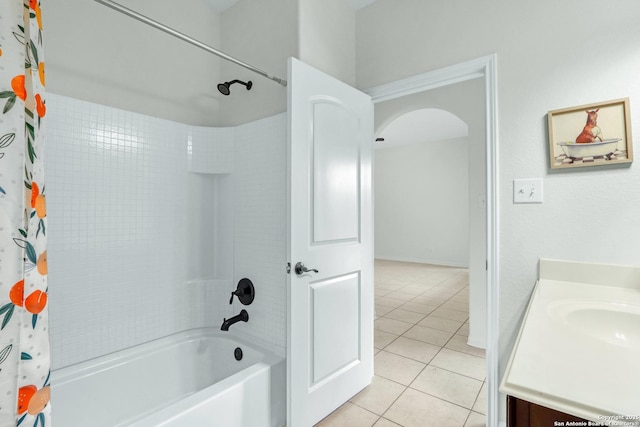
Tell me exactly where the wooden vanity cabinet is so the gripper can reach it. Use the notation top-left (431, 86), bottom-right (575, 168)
top-left (507, 395), bottom-right (597, 427)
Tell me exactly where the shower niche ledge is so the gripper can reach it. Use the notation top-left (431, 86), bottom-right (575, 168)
top-left (500, 258), bottom-right (640, 426)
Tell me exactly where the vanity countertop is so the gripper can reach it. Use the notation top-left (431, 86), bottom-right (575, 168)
top-left (500, 259), bottom-right (640, 425)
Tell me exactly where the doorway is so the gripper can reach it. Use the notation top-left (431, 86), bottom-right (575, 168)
top-left (368, 87), bottom-right (487, 426)
top-left (373, 78), bottom-right (487, 349)
top-left (366, 55), bottom-right (499, 427)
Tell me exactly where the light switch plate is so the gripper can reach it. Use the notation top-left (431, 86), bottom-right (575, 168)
top-left (513, 178), bottom-right (543, 204)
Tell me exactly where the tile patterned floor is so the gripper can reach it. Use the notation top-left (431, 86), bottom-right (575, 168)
top-left (316, 259), bottom-right (486, 427)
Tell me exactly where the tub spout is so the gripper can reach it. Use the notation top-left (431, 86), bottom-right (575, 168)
top-left (221, 309), bottom-right (249, 331)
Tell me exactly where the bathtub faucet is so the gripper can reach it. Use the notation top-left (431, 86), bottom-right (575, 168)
top-left (221, 309), bottom-right (249, 331)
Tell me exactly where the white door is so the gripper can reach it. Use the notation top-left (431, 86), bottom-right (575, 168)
top-left (287, 57), bottom-right (374, 427)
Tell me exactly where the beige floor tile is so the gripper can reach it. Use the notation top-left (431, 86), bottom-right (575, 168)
top-left (455, 285), bottom-right (470, 294)
top-left (374, 329), bottom-right (398, 349)
top-left (445, 334), bottom-right (486, 358)
top-left (375, 282), bottom-right (404, 291)
top-left (384, 291), bottom-right (416, 302)
top-left (464, 411), bottom-right (486, 427)
top-left (375, 289), bottom-right (394, 298)
top-left (441, 300), bottom-right (469, 312)
top-left (412, 295), bottom-right (449, 306)
top-left (457, 322), bottom-right (470, 337)
top-left (382, 279), bottom-right (409, 286)
top-left (472, 382), bottom-right (487, 415)
top-left (374, 350), bottom-right (426, 385)
top-left (410, 277), bottom-right (446, 287)
top-left (375, 318), bottom-right (413, 335)
top-left (430, 348), bottom-right (486, 381)
top-left (350, 375), bottom-right (406, 415)
top-left (410, 366), bottom-right (483, 409)
top-left (375, 296), bottom-right (405, 308)
top-left (402, 283), bottom-right (432, 291)
top-left (376, 276), bottom-right (405, 286)
top-left (403, 324), bottom-right (454, 347)
top-left (431, 307), bottom-right (469, 322)
top-left (384, 387), bottom-right (470, 427)
top-left (399, 302), bottom-right (438, 315)
top-left (371, 259), bottom-right (487, 427)
top-left (373, 418), bottom-right (402, 427)
top-left (427, 287), bottom-right (459, 298)
top-left (384, 336), bottom-right (440, 363)
top-left (450, 292), bottom-right (468, 300)
top-left (384, 308), bottom-right (426, 324)
top-left (375, 303), bottom-right (396, 317)
top-left (315, 402), bottom-right (379, 427)
top-left (439, 277), bottom-right (468, 289)
top-left (418, 315), bottom-right (463, 333)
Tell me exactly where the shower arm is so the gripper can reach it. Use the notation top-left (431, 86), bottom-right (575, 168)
top-left (93, 0), bottom-right (287, 87)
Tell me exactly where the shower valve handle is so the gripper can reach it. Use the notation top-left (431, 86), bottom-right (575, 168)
top-left (229, 278), bottom-right (255, 305)
top-left (229, 289), bottom-right (245, 304)
top-left (294, 262), bottom-right (319, 276)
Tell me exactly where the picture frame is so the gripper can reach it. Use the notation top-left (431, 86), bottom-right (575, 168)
top-left (547, 98), bottom-right (633, 170)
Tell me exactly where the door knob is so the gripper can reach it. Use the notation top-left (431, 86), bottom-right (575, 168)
top-left (294, 262), bottom-right (318, 276)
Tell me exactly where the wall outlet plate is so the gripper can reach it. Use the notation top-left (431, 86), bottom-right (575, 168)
top-left (513, 178), bottom-right (543, 204)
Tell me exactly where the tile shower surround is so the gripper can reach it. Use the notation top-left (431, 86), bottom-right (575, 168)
top-left (46, 94), bottom-right (286, 369)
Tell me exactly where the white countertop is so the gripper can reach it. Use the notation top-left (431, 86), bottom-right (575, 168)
top-left (500, 259), bottom-right (640, 425)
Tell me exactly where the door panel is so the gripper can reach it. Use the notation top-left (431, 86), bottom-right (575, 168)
top-left (287, 57), bottom-right (373, 427)
top-left (311, 100), bottom-right (360, 244)
top-left (310, 272), bottom-right (360, 387)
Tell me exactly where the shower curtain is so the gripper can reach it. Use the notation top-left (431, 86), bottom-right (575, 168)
top-left (0, 0), bottom-right (51, 426)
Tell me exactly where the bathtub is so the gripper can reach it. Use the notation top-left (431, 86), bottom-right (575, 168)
top-left (51, 328), bottom-right (286, 427)
top-left (558, 138), bottom-right (622, 159)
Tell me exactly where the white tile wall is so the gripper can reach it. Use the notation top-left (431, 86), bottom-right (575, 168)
top-left (229, 114), bottom-right (287, 354)
top-left (188, 126), bottom-right (234, 174)
top-left (46, 94), bottom-right (288, 368)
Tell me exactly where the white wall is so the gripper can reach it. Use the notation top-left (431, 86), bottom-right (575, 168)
top-left (374, 137), bottom-right (469, 267)
top-left (298, 0), bottom-right (356, 85)
top-left (45, 0), bottom-right (224, 126)
top-left (45, 0), bottom-right (358, 128)
top-left (219, 0), bottom-right (297, 126)
top-left (212, 0), bottom-right (357, 126)
top-left (357, 0), bottom-right (640, 417)
top-left (47, 94), bottom-right (287, 368)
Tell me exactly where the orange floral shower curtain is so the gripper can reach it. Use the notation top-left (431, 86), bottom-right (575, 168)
top-left (0, 0), bottom-right (51, 426)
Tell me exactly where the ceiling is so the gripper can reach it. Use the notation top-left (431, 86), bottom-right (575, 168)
top-left (203, 0), bottom-right (378, 12)
top-left (376, 109), bottom-right (469, 150)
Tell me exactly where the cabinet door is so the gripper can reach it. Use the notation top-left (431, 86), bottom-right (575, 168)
top-left (507, 395), bottom-right (591, 427)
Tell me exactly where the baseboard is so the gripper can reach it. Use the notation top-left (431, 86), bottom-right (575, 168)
top-left (375, 255), bottom-right (468, 268)
top-left (466, 333), bottom-right (487, 350)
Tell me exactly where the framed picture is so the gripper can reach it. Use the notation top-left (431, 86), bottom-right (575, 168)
top-left (547, 98), bottom-right (633, 169)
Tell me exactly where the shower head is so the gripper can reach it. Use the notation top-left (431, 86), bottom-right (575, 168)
top-left (217, 79), bottom-right (253, 96)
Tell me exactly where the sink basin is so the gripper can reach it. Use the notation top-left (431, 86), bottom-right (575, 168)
top-left (501, 260), bottom-right (640, 422)
top-left (548, 300), bottom-right (640, 348)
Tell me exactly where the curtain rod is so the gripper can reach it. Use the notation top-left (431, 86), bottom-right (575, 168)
top-left (93, 0), bottom-right (287, 87)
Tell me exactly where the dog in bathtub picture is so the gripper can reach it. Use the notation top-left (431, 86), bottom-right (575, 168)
top-left (575, 109), bottom-right (604, 143)
top-left (547, 98), bottom-right (633, 169)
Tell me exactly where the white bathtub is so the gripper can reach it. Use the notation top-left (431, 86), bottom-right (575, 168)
top-left (558, 138), bottom-right (622, 159)
top-left (51, 328), bottom-right (286, 427)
